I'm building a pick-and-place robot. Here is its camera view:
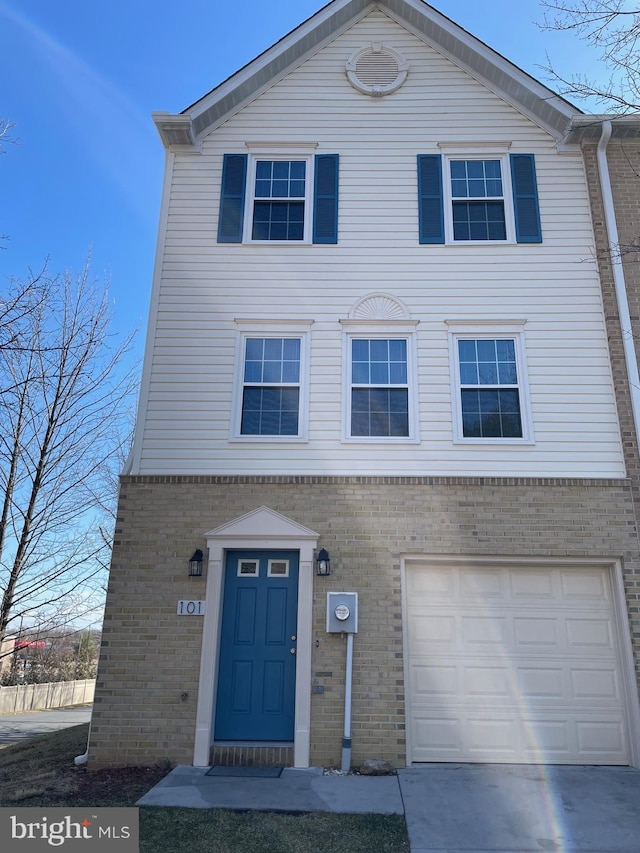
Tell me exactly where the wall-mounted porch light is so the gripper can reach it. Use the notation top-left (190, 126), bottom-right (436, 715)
top-left (316, 548), bottom-right (331, 577)
top-left (189, 549), bottom-right (204, 577)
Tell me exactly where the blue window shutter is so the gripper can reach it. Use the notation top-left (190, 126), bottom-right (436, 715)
top-left (510, 154), bottom-right (542, 243)
top-left (218, 154), bottom-right (247, 243)
top-left (418, 155), bottom-right (444, 244)
top-left (313, 154), bottom-right (339, 244)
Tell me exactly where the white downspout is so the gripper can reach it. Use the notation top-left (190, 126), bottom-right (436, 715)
top-left (341, 632), bottom-right (354, 772)
top-left (596, 120), bottom-right (640, 447)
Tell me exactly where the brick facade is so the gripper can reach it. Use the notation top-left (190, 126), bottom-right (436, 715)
top-left (583, 141), bottom-right (640, 503)
top-left (89, 475), bottom-right (640, 768)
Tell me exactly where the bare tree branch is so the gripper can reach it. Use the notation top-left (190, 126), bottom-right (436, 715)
top-left (539, 2), bottom-right (640, 111)
top-left (0, 260), bottom-right (138, 648)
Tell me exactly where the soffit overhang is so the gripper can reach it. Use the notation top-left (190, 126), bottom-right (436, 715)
top-left (566, 114), bottom-right (640, 144)
top-left (152, 0), bottom-right (582, 149)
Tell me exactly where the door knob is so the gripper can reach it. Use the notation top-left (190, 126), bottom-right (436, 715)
top-left (290, 647), bottom-right (296, 655)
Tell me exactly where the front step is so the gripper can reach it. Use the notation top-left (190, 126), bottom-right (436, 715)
top-left (210, 743), bottom-right (294, 767)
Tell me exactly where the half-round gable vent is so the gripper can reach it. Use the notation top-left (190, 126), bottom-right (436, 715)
top-left (346, 44), bottom-right (408, 97)
top-left (350, 293), bottom-right (410, 321)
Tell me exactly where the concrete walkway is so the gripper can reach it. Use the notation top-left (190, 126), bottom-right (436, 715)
top-left (137, 762), bottom-right (640, 852)
top-left (0, 706), bottom-right (92, 746)
top-left (137, 764), bottom-right (404, 814)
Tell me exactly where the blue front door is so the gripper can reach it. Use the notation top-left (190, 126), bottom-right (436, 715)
top-left (215, 550), bottom-right (299, 741)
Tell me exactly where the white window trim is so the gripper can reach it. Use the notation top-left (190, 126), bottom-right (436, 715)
top-left (242, 149), bottom-right (316, 245)
top-left (438, 144), bottom-right (515, 245)
top-left (340, 321), bottom-right (419, 444)
top-left (230, 320), bottom-right (312, 442)
top-left (447, 320), bottom-right (534, 445)
top-left (237, 559), bottom-right (259, 577)
top-left (267, 559), bottom-right (290, 578)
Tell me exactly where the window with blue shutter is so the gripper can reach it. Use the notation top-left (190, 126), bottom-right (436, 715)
top-left (418, 155), bottom-right (445, 244)
top-left (313, 154), bottom-right (339, 244)
top-left (418, 152), bottom-right (541, 244)
top-left (510, 154), bottom-right (542, 243)
top-left (218, 154), bottom-right (247, 243)
top-left (218, 152), bottom-right (339, 244)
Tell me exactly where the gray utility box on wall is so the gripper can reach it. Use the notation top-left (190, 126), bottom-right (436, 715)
top-left (326, 592), bottom-right (358, 633)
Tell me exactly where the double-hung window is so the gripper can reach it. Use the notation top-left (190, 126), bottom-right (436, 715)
top-left (341, 322), bottom-right (418, 441)
top-left (233, 325), bottom-right (310, 441)
top-left (449, 159), bottom-right (507, 241)
top-left (218, 150), bottom-right (339, 244)
top-left (251, 159), bottom-right (308, 241)
top-left (418, 148), bottom-right (542, 244)
top-left (351, 339), bottom-right (409, 437)
top-left (449, 325), bottom-right (533, 443)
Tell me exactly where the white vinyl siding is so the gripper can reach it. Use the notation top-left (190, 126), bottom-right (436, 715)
top-left (133, 9), bottom-right (624, 477)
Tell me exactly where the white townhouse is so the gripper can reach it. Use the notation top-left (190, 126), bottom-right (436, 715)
top-left (90, 0), bottom-right (640, 771)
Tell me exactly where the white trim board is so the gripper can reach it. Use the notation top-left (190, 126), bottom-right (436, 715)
top-left (193, 507), bottom-right (318, 768)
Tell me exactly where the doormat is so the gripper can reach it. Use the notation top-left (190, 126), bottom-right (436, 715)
top-left (205, 766), bottom-right (283, 778)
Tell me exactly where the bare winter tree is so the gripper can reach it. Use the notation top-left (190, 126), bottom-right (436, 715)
top-left (0, 260), bottom-right (137, 650)
top-left (539, 2), bottom-right (640, 112)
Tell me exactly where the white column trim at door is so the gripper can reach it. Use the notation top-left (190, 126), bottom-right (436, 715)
top-left (193, 546), bottom-right (224, 765)
top-left (193, 509), bottom-right (318, 768)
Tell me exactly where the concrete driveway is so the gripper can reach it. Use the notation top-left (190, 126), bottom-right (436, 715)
top-left (138, 761), bottom-right (640, 851)
top-left (0, 706), bottom-right (92, 746)
top-left (398, 764), bottom-right (640, 853)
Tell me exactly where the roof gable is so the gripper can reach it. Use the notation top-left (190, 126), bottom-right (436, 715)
top-left (152, 0), bottom-right (581, 149)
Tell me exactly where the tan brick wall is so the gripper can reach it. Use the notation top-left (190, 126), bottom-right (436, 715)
top-left (89, 475), bottom-right (640, 769)
top-left (584, 142), bottom-right (640, 495)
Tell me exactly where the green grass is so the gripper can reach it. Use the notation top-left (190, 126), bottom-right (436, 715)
top-left (0, 724), bottom-right (410, 853)
top-left (139, 810), bottom-right (409, 853)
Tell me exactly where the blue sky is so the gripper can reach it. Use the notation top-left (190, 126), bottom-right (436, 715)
top-left (0, 0), bottom-right (597, 354)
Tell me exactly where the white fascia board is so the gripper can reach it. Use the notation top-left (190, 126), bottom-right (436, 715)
top-left (384, 0), bottom-right (579, 142)
top-left (152, 112), bottom-right (199, 151)
top-left (186, 0), bottom-right (374, 141)
top-left (567, 113), bottom-right (640, 143)
top-left (157, 0), bottom-right (581, 148)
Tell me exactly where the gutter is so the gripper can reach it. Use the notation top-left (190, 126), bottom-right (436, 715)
top-left (596, 120), bottom-right (640, 451)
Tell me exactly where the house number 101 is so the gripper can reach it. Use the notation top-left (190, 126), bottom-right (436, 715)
top-left (177, 600), bottom-right (206, 615)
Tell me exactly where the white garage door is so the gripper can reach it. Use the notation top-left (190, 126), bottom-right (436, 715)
top-left (406, 561), bottom-right (629, 764)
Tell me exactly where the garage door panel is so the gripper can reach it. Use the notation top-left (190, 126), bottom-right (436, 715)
top-left (412, 710), bottom-right (627, 763)
top-left (465, 666), bottom-right (512, 698)
top-left (461, 616), bottom-right (508, 645)
top-left (411, 663), bottom-right (459, 696)
top-left (510, 570), bottom-right (556, 599)
top-left (407, 568), bottom-right (455, 598)
top-left (566, 618), bottom-right (614, 649)
top-left (560, 570), bottom-right (610, 600)
top-left (570, 667), bottom-right (620, 701)
top-left (410, 614), bottom-right (456, 644)
top-left (517, 666), bottom-right (565, 699)
top-left (406, 562), bottom-right (629, 765)
top-left (460, 569), bottom-right (503, 597)
top-left (413, 717), bottom-right (461, 753)
top-left (513, 617), bottom-right (559, 647)
top-left (576, 720), bottom-right (626, 754)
